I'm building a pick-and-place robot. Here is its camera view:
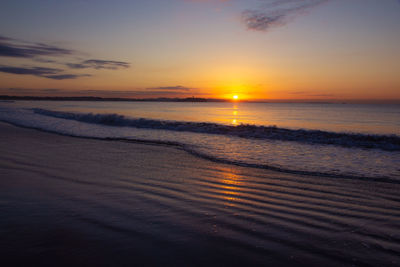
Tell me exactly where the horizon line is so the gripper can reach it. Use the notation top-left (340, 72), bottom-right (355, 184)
top-left (1, 95), bottom-right (400, 104)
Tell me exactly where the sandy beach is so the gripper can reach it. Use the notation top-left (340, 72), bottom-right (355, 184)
top-left (1, 122), bottom-right (400, 266)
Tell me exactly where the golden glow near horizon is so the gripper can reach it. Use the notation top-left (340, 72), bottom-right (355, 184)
top-left (0, 1), bottom-right (399, 101)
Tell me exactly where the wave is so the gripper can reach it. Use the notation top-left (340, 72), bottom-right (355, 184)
top-left (2, 103), bottom-right (399, 181)
top-left (1, 118), bottom-right (398, 184)
top-left (32, 108), bottom-right (400, 151)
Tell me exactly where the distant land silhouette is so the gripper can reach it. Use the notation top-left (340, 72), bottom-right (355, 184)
top-left (1, 95), bottom-right (399, 104)
top-left (0, 95), bottom-right (228, 102)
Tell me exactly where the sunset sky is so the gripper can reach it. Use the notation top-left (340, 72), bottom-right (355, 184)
top-left (1, 0), bottom-right (400, 101)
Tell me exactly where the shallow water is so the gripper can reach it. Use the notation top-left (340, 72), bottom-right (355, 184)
top-left (1, 101), bottom-right (399, 180)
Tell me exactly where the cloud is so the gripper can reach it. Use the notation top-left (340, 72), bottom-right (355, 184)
top-left (67, 59), bottom-right (130, 70)
top-left (0, 36), bottom-right (13, 41)
top-left (0, 88), bottom-right (195, 98)
top-left (0, 35), bottom-right (130, 80)
top-left (80, 90), bottom-right (191, 96)
top-left (306, 93), bottom-right (335, 97)
top-left (41, 88), bottom-right (62, 92)
top-left (45, 74), bottom-right (91, 80)
top-left (0, 66), bottom-right (61, 75)
top-left (2, 87), bottom-right (27, 92)
top-left (33, 58), bottom-right (58, 63)
top-left (242, 0), bottom-right (329, 32)
top-left (289, 91), bottom-right (335, 97)
top-left (242, 11), bottom-right (286, 31)
top-left (0, 36), bottom-right (73, 58)
top-left (146, 85), bottom-right (192, 91)
top-left (0, 66), bottom-right (90, 80)
top-left (0, 87), bottom-right (68, 96)
top-left (289, 91), bottom-right (307, 95)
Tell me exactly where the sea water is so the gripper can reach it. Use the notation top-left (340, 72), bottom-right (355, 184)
top-left (1, 101), bottom-right (399, 180)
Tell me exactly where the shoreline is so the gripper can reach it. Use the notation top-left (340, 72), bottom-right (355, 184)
top-left (2, 119), bottom-right (398, 183)
top-left (1, 122), bottom-right (400, 266)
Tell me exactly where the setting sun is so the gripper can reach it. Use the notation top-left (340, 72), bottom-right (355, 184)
top-left (233, 95), bottom-right (239, 100)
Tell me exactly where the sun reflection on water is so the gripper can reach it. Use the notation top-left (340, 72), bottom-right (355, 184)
top-left (231, 104), bottom-right (239, 126)
top-left (219, 168), bottom-right (243, 207)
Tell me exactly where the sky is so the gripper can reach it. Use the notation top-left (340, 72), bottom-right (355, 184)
top-left (0, 0), bottom-right (400, 101)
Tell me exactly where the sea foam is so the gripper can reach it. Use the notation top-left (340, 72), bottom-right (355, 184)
top-left (32, 108), bottom-right (400, 151)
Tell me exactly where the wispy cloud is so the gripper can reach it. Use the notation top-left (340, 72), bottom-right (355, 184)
top-left (0, 66), bottom-right (61, 76)
top-left (0, 36), bottom-right (13, 41)
top-left (0, 66), bottom-right (90, 80)
top-left (33, 58), bottom-right (58, 63)
top-left (242, 0), bottom-right (329, 32)
top-left (0, 35), bottom-right (130, 80)
top-left (0, 88), bottom-right (193, 98)
top-left (82, 90), bottom-right (192, 97)
top-left (0, 35), bottom-right (73, 58)
top-left (190, 0), bottom-right (329, 32)
top-left (289, 90), bottom-right (335, 97)
top-left (45, 74), bottom-right (91, 80)
top-left (146, 85), bottom-right (193, 91)
top-left (67, 59), bottom-right (130, 70)
top-left (41, 88), bottom-right (62, 92)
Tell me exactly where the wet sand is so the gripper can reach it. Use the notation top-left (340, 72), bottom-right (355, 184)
top-left (1, 122), bottom-right (399, 266)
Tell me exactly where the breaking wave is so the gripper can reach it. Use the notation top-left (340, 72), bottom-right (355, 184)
top-left (33, 108), bottom-right (400, 151)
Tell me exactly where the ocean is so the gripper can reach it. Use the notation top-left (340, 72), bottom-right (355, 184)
top-left (1, 101), bottom-right (399, 181)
